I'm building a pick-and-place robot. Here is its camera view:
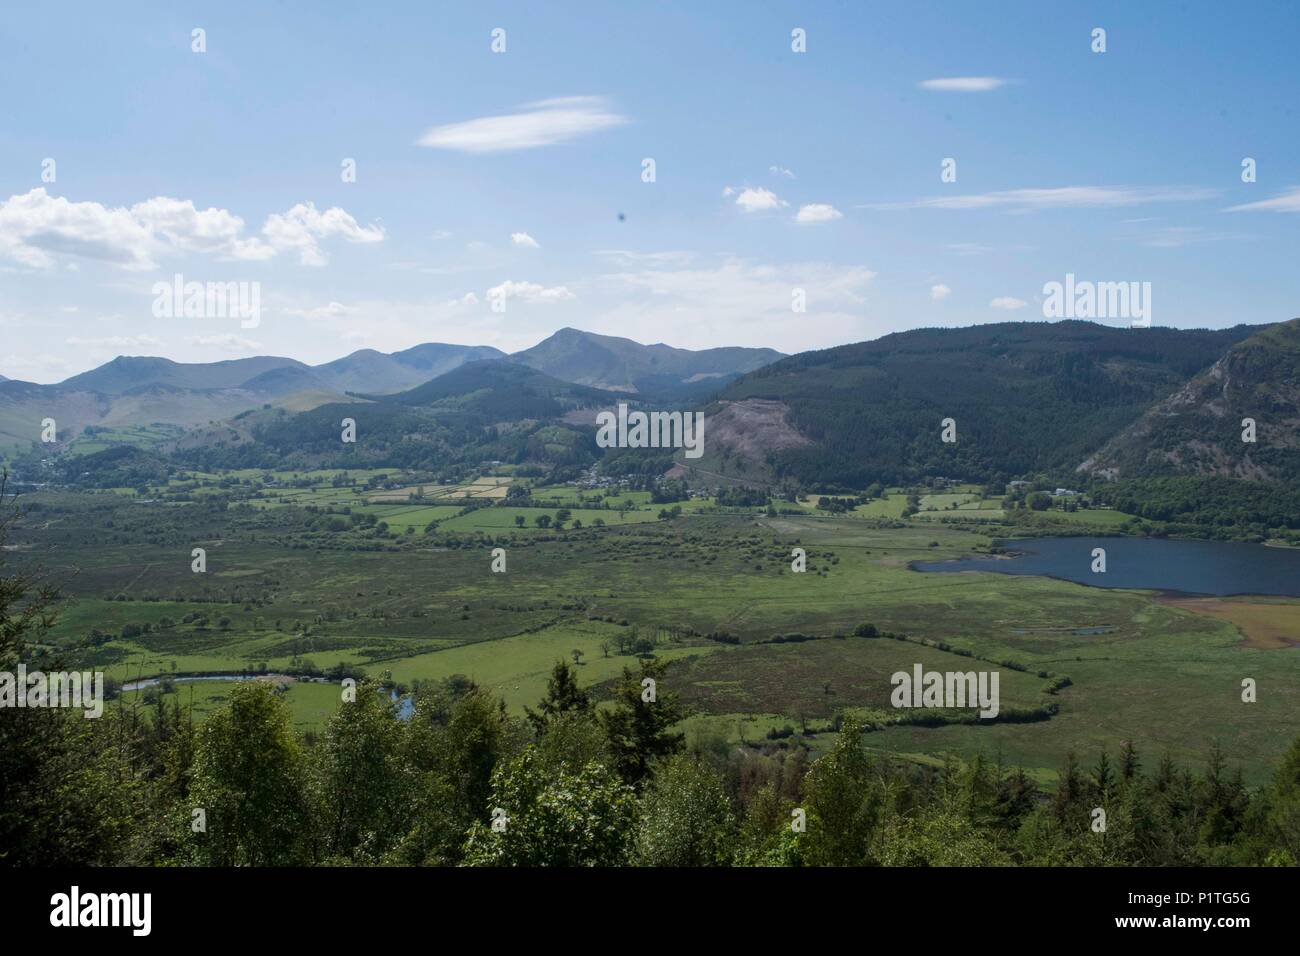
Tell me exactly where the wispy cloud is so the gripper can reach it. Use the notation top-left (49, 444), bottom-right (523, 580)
top-left (65, 334), bottom-right (164, 349)
top-left (511, 231), bottom-right (540, 249)
top-left (1223, 186), bottom-right (1300, 213)
top-left (418, 96), bottom-right (628, 153)
top-left (770, 165), bottom-right (796, 179)
top-left (189, 334), bottom-right (264, 352)
top-left (485, 280), bottom-right (575, 304)
top-left (930, 284), bottom-right (952, 301)
top-left (0, 351), bottom-right (74, 381)
top-left (864, 185), bottom-right (1219, 212)
top-left (1133, 226), bottom-right (1252, 248)
top-left (585, 257), bottom-right (877, 353)
top-left (593, 249), bottom-right (694, 267)
top-left (919, 77), bottom-right (1009, 92)
top-left (990, 296), bottom-right (1027, 310)
top-left (281, 302), bottom-right (355, 320)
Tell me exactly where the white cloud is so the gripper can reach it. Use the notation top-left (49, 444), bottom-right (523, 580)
top-left (989, 296), bottom-right (1027, 310)
top-left (595, 258), bottom-right (874, 310)
top-left (129, 196), bottom-right (275, 262)
top-left (1135, 226), bottom-right (1250, 248)
top-left (189, 334), bottom-right (264, 352)
top-left (770, 165), bottom-right (796, 179)
top-left (1224, 186), bottom-right (1300, 213)
top-left (261, 202), bottom-right (384, 267)
top-left (0, 188), bottom-right (166, 269)
top-left (593, 249), bottom-right (694, 267)
top-left (919, 77), bottom-right (1009, 92)
top-left (0, 352), bottom-right (74, 381)
top-left (511, 231), bottom-right (540, 249)
top-left (585, 257), bottom-right (876, 353)
top-left (944, 243), bottom-right (995, 255)
top-left (65, 334), bottom-right (164, 349)
top-left (486, 280), bottom-right (576, 304)
top-left (733, 187), bottom-right (787, 213)
top-left (0, 189), bottom-right (382, 270)
top-left (281, 301), bottom-right (355, 320)
top-left (261, 294), bottom-right (499, 356)
top-left (930, 284), bottom-right (952, 301)
top-left (795, 203), bottom-right (843, 224)
top-left (417, 96), bottom-right (628, 153)
top-left (99, 258), bottom-right (880, 359)
top-left (865, 185), bottom-right (1218, 212)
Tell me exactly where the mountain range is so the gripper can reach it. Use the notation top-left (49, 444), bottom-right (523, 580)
top-left (0, 329), bottom-right (784, 451)
top-left (10, 319), bottom-right (1300, 516)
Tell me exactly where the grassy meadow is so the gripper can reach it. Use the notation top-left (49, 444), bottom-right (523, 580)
top-left (13, 471), bottom-right (1300, 786)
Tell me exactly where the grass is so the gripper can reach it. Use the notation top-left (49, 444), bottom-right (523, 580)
top-left (384, 620), bottom-right (721, 712)
top-left (671, 635), bottom-right (1052, 720)
top-left (436, 506), bottom-right (659, 532)
top-left (121, 677), bottom-right (346, 730)
top-left (14, 472), bottom-right (1300, 786)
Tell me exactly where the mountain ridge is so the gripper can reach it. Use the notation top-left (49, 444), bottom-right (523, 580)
top-left (10, 320), bottom-right (1298, 503)
top-left (509, 327), bottom-right (784, 396)
top-left (1079, 318), bottom-right (1300, 482)
top-left (693, 320), bottom-right (1266, 489)
top-left (0, 329), bottom-right (785, 450)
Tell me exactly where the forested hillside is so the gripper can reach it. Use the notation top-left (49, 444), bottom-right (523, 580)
top-left (714, 321), bottom-right (1261, 489)
top-left (170, 362), bottom-right (622, 473)
top-left (1081, 319), bottom-right (1300, 482)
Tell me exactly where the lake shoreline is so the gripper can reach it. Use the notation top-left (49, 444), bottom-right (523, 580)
top-left (911, 535), bottom-right (1300, 599)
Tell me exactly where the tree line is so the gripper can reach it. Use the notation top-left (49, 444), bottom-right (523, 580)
top-left (5, 651), bottom-right (1299, 866)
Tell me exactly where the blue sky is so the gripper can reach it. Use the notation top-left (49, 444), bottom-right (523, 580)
top-left (1, 0), bottom-right (1298, 382)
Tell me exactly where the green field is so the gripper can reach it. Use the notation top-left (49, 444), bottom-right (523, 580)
top-left (123, 677), bottom-right (344, 730)
top-left (14, 470), bottom-right (1300, 787)
top-left (384, 620), bottom-right (720, 711)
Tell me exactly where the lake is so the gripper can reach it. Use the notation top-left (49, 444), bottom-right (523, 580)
top-left (911, 536), bottom-right (1300, 597)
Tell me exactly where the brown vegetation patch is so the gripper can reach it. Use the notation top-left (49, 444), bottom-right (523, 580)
top-left (1156, 594), bottom-right (1300, 649)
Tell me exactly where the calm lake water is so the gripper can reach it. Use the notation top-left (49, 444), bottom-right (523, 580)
top-left (911, 536), bottom-right (1300, 597)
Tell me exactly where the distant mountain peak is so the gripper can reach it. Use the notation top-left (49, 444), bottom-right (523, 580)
top-left (509, 327), bottom-right (784, 397)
